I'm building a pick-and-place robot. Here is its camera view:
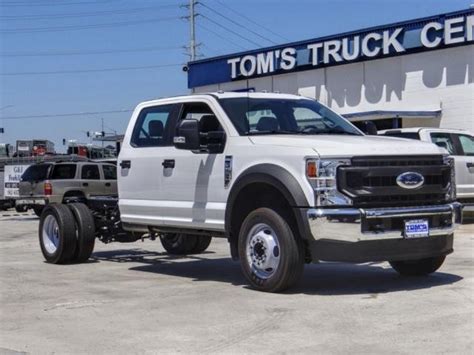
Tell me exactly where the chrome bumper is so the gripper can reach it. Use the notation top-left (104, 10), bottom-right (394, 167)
top-left (307, 202), bottom-right (463, 243)
top-left (16, 198), bottom-right (47, 206)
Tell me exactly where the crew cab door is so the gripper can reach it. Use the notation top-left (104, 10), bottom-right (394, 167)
top-left (430, 132), bottom-right (474, 200)
top-left (452, 133), bottom-right (474, 199)
top-left (156, 100), bottom-right (227, 231)
top-left (118, 104), bottom-right (180, 224)
top-left (80, 164), bottom-right (103, 197)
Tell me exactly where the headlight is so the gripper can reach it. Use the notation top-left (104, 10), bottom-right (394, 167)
top-left (443, 156), bottom-right (456, 201)
top-left (306, 158), bottom-right (352, 206)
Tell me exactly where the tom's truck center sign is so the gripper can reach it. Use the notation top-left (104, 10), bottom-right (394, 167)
top-left (187, 10), bottom-right (474, 88)
top-left (4, 165), bottom-right (29, 198)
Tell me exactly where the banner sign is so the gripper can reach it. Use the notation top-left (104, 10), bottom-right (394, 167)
top-left (4, 165), bottom-right (29, 198)
top-left (188, 9), bottom-right (474, 88)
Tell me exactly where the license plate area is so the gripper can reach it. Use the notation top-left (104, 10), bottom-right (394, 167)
top-left (404, 219), bottom-right (429, 238)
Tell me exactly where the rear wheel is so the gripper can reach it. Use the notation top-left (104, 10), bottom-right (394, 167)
top-left (160, 233), bottom-right (198, 255)
top-left (33, 206), bottom-right (44, 217)
top-left (238, 208), bottom-right (304, 293)
top-left (190, 236), bottom-right (212, 254)
top-left (15, 205), bottom-right (28, 213)
top-left (39, 204), bottom-right (77, 264)
top-left (389, 256), bottom-right (446, 276)
top-left (68, 203), bottom-right (96, 263)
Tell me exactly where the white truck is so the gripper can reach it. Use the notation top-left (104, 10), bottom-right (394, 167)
top-left (379, 128), bottom-right (474, 209)
top-left (37, 92), bottom-right (462, 292)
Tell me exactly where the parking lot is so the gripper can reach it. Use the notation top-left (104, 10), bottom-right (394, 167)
top-left (0, 213), bottom-right (473, 354)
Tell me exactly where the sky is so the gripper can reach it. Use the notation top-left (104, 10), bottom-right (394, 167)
top-left (0, 0), bottom-right (472, 152)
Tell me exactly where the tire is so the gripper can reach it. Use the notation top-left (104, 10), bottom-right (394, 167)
top-left (33, 206), bottom-right (44, 217)
top-left (39, 204), bottom-right (77, 264)
top-left (390, 256), bottom-right (446, 276)
top-left (15, 205), bottom-right (28, 213)
top-left (238, 207), bottom-right (305, 293)
top-left (190, 236), bottom-right (212, 254)
top-left (160, 233), bottom-right (198, 255)
top-left (68, 203), bottom-right (96, 263)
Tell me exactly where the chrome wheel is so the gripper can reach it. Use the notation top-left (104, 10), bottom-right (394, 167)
top-left (245, 223), bottom-right (281, 279)
top-left (42, 214), bottom-right (60, 255)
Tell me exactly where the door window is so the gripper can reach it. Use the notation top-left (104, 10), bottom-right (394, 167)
top-left (179, 102), bottom-right (222, 132)
top-left (81, 165), bottom-right (100, 180)
top-left (102, 164), bottom-right (117, 180)
top-left (50, 164), bottom-right (76, 179)
top-left (430, 133), bottom-right (456, 155)
top-left (458, 135), bottom-right (474, 156)
top-left (131, 105), bottom-right (174, 147)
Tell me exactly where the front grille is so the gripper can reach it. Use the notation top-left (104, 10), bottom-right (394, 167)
top-left (338, 155), bottom-right (451, 207)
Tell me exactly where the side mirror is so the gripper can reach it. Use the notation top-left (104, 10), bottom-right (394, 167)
top-left (174, 119), bottom-right (200, 150)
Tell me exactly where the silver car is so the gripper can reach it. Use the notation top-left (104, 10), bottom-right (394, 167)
top-left (17, 161), bottom-right (117, 216)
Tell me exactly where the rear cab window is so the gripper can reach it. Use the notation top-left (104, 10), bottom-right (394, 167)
top-left (21, 164), bottom-right (52, 182)
top-left (381, 132), bottom-right (421, 140)
top-left (102, 164), bottom-right (117, 180)
top-left (50, 164), bottom-right (77, 180)
top-left (81, 165), bottom-right (101, 180)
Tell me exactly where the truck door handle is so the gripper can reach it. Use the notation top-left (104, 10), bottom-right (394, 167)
top-left (120, 160), bottom-right (131, 169)
top-left (105, 182), bottom-right (111, 187)
top-left (83, 182), bottom-right (89, 187)
top-left (162, 159), bottom-right (175, 169)
top-left (467, 162), bottom-right (474, 169)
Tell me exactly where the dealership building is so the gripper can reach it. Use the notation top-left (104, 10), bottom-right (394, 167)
top-left (188, 9), bottom-right (474, 131)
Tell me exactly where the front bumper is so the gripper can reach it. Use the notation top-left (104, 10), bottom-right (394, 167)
top-left (305, 202), bottom-right (462, 262)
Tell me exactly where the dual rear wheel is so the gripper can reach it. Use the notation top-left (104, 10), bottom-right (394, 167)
top-left (39, 203), bottom-right (95, 264)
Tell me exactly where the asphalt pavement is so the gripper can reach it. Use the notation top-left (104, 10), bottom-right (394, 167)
top-left (0, 213), bottom-right (473, 354)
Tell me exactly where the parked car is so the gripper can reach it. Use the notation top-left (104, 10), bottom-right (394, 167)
top-left (36, 92), bottom-right (462, 292)
top-left (17, 161), bottom-right (117, 216)
top-left (379, 128), bottom-right (474, 209)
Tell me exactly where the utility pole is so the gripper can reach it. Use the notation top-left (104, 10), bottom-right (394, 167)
top-left (189, 0), bottom-right (197, 61)
top-left (182, 0), bottom-right (199, 61)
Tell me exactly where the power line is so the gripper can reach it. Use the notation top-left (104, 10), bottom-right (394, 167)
top-left (0, 45), bottom-right (183, 57)
top-left (214, 0), bottom-right (290, 42)
top-left (0, 4), bottom-right (177, 20)
top-left (200, 14), bottom-right (262, 48)
top-left (0, 0), bottom-right (115, 7)
top-left (1, 109), bottom-right (133, 120)
top-left (197, 23), bottom-right (249, 51)
top-left (0, 63), bottom-right (182, 76)
top-left (200, 3), bottom-right (277, 45)
top-left (0, 16), bottom-right (180, 34)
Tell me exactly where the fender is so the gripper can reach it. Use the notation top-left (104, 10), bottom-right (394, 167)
top-left (225, 164), bottom-right (313, 258)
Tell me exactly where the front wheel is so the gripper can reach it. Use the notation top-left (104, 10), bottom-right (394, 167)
top-left (238, 208), bottom-right (304, 293)
top-left (389, 256), bottom-right (446, 276)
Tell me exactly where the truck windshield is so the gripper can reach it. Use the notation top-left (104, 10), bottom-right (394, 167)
top-left (218, 97), bottom-right (362, 136)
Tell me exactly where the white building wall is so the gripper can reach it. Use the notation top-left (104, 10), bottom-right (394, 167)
top-left (194, 45), bottom-right (474, 131)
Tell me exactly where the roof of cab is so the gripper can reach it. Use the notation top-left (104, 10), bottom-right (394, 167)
top-left (137, 91), bottom-right (310, 107)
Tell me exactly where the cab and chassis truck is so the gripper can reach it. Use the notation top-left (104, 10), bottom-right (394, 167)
top-left (38, 93), bottom-right (462, 292)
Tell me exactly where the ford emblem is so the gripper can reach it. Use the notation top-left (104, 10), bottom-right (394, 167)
top-left (396, 172), bottom-right (425, 189)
